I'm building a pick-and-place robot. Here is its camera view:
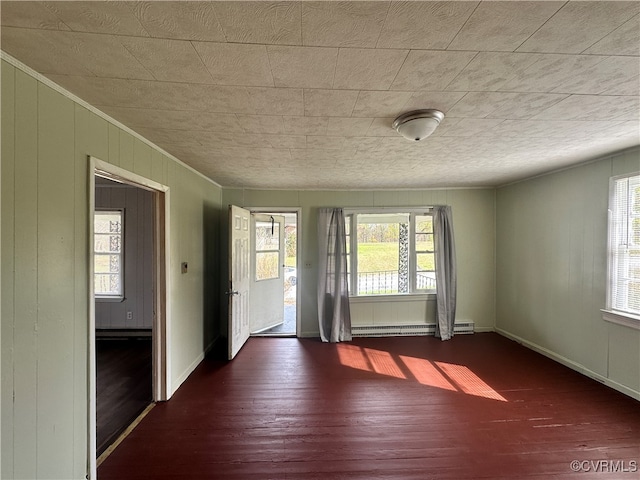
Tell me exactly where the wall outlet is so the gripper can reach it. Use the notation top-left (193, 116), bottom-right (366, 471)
top-left (126, 311), bottom-right (133, 320)
top-left (304, 261), bottom-right (312, 269)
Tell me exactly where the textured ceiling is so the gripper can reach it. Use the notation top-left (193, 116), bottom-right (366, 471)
top-left (1, 1), bottom-right (639, 189)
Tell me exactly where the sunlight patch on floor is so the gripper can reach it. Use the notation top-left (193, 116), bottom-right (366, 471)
top-left (337, 344), bottom-right (507, 402)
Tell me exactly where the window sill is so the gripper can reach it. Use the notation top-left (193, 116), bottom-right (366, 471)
top-left (349, 293), bottom-right (435, 303)
top-left (96, 296), bottom-right (125, 303)
top-left (601, 309), bottom-right (640, 331)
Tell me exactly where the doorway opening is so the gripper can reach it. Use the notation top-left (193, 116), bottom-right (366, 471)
top-left (89, 157), bottom-right (169, 476)
top-left (250, 210), bottom-right (299, 337)
top-left (94, 177), bottom-right (153, 457)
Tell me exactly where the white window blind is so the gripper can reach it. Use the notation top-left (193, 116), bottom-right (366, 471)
top-left (608, 174), bottom-right (640, 316)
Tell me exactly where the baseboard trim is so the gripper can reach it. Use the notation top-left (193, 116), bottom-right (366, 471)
top-left (474, 326), bottom-right (495, 333)
top-left (299, 331), bottom-right (320, 338)
top-left (171, 337), bottom-right (217, 397)
top-left (495, 327), bottom-right (640, 401)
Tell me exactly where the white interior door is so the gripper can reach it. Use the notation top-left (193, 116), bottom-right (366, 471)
top-left (228, 205), bottom-right (251, 360)
top-left (250, 214), bottom-right (285, 333)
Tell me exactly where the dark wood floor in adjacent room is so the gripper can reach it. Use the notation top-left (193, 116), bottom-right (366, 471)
top-left (98, 333), bottom-right (640, 479)
top-left (96, 337), bottom-right (152, 457)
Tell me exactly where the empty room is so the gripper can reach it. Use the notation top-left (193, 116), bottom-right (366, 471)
top-left (1, 1), bottom-right (639, 479)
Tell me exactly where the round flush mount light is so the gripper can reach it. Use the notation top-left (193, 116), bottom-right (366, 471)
top-left (392, 109), bottom-right (445, 142)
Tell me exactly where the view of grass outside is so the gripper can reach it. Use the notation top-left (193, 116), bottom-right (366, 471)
top-left (357, 242), bottom-right (399, 272)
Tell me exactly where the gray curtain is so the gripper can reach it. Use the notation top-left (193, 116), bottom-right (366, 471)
top-left (433, 206), bottom-right (457, 341)
top-left (317, 208), bottom-right (352, 343)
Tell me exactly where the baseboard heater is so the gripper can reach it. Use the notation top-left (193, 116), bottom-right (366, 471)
top-left (352, 321), bottom-right (474, 337)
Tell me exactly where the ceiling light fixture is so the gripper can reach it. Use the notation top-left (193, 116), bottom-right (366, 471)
top-left (392, 109), bottom-right (444, 142)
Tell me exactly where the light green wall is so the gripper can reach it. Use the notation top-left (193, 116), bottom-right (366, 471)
top-left (496, 147), bottom-right (640, 398)
top-left (1, 61), bottom-right (223, 479)
top-left (222, 188), bottom-right (496, 337)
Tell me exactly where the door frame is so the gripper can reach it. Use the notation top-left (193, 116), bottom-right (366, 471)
top-left (246, 207), bottom-right (301, 337)
top-left (88, 156), bottom-right (171, 478)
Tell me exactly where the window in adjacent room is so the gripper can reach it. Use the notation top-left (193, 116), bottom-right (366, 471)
top-left (345, 209), bottom-right (435, 296)
top-left (94, 209), bottom-right (124, 300)
top-left (604, 173), bottom-right (640, 329)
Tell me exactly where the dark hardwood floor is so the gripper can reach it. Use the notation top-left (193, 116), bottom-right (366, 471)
top-left (98, 333), bottom-right (639, 479)
top-left (97, 337), bottom-right (152, 457)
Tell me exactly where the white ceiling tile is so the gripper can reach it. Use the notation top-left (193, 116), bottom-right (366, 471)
top-left (193, 42), bottom-right (274, 87)
top-left (377, 1), bottom-right (478, 49)
top-left (532, 95), bottom-right (640, 121)
top-left (517, 1), bottom-right (640, 54)
top-left (98, 106), bottom-right (244, 133)
top-left (130, 1), bottom-right (226, 42)
top-left (134, 127), bottom-right (204, 146)
top-left (344, 136), bottom-right (382, 151)
top-left (306, 136), bottom-right (347, 150)
top-left (118, 37), bottom-right (212, 83)
top-left (401, 91), bottom-right (467, 114)
top-left (500, 54), bottom-right (607, 93)
top-left (325, 117), bottom-right (374, 136)
top-left (436, 118), bottom-right (505, 137)
top-left (391, 50), bottom-right (477, 91)
top-left (334, 48), bottom-right (408, 90)
top-left (49, 76), bottom-right (254, 113)
top-left (488, 93), bottom-right (569, 119)
top-left (448, 1), bottom-right (563, 52)
top-left (366, 117), bottom-right (397, 137)
top-left (304, 89), bottom-right (359, 117)
top-left (489, 119), bottom-right (622, 138)
top-left (352, 91), bottom-right (413, 118)
top-left (265, 135), bottom-right (307, 149)
top-left (42, 1), bottom-right (149, 36)
top-left (446, 92), bottom-right (568, 119)
top-left (197, 132), bottom-right (268, 149)
top-left (584, 14), bottom-right (640, 56)
top-left (247, 87), bottom-right (304, 116)
top-left (196, 85), bottom-right (254, 114)
top-left (0, 1), bottom-right (70, 30)
top-left (236, 115), bottom-right (285, 134)
top-left (212, 2), bottom-right (301, 45)
top-left (1, 27), bottom-right (95, 76)
top-left (267, 46), bottom-right (338, 88)
top-left (57, 31), bottom-right (154, 80)
top-left (446, 52), bottom-right (543, 92)
top-left (301, 1), bottom-right (389, 47)
top-left (551, 56), bottom-right (640, 95)
top-left (600, 76), bottom-right (640, 97)
top-left (282, 116), bottom-right (329, 135)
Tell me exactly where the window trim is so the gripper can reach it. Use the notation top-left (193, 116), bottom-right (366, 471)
top-left (344, 207), bottom-right (435, 298)
top-left (94, 208), bottom-right (125, 302)
top-left (603, 171), bottom-right (640, 329)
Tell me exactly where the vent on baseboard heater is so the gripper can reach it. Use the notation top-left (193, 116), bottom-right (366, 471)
top-left (352, 322), bottom-right (474, 337)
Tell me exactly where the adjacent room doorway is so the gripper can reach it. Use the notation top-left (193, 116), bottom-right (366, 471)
top-left (89, 157), bottom-right (169, 477)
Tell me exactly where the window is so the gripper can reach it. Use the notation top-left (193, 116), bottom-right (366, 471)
top-left (346, 209), bottom-right (435, 296)
top-left (94, 210), bottom-right (124, 300)
top-left (255, 220), bottom-right (280, 281)
top-left (604, 173), bottom-right (640, 329)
